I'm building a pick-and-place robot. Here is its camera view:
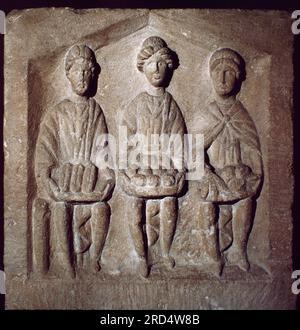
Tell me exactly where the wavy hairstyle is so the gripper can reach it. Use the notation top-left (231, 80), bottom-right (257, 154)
top-left (137, 36), bottom-right (179, 72)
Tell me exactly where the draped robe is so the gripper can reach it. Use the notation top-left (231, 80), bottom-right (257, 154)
top-left (200, 99), bottom-right (263, 253)
top-left (202, 100), bottom-right (263, 181)
top-left (120, 91), bottom-right (186, 251)
top-left (34, 98), bottom-right (113, 256)
top-left (35, 98), bottom-right (110, 200)
top-left (121, 91), bottom-right (186, 171)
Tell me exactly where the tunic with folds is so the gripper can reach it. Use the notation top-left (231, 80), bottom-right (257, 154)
top-left (201, 100), bottom-right (263, 178)
top-left (199, 100), bottom-right (263, 253)
top-left (35, 98), bottom-right (109, 200)
top-left (121, 91), bottom-right (186, 170)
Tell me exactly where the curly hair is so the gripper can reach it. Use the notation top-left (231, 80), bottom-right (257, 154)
top-left (137, 36), bottom-right (179, 72)
top-left (65, 44), bottom-right (98, 73)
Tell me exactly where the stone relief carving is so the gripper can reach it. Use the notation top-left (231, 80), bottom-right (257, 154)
top-left (32, 45), bottom-right (115, 277)
top-left (119, 36), bottom-right (186, 277)
top-left (31, 41), bottom-right (263, 279)
top-left (195, 48), bottom-right (263, 274)
top-left (5, 8), bottom-right (294, 310)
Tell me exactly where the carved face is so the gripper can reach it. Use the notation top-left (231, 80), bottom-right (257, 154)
top-left (143, 53), bottom-right (168, 87)
top-left (67, 58), bottom-right (94, 96)
top-left (211, 62), bottom-right (238, 97)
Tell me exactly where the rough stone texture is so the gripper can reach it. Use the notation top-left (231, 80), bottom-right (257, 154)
top-left (4, 8), bottom-right (295, 309)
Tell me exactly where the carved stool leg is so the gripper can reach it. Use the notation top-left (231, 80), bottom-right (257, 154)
top-left (128, 197), bottom-right (148, 277)
top-left (52, 202), bottom-right (75, 278)
top-left (90, 202), bottom-right (110, 272)
top-left (32, 197), bottom-right (50, 275)
top-left (226, 197), bottom-right (253, 272)
top-left (159, 196), bottom-right (177, 269)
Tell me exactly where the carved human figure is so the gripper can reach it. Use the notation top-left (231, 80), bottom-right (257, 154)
top-left (32, 45), bottom-right (115, 277)
top-left (197, 48), bottom-right (263, 273)
top-left (119, 36), bottom-right (186, 277)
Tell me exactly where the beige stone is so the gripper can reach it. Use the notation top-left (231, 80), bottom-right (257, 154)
top-left (4, 8), bottom-right (295, 309)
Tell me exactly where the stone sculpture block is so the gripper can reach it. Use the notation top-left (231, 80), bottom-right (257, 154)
top-left (4, 8), bottom-right (295, 309)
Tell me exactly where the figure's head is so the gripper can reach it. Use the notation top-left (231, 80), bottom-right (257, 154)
top-left (209, 48), bottom-right (245, 97)
top-left (65, 45), bottom-right (100, 96)
top-left (137, 36), bottom-right (179, 88)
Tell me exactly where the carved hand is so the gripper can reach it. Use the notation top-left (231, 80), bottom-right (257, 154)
top-left (48, 176), bottom-right (64, 201)
top-left (94, 168), bottom-right (115, 193)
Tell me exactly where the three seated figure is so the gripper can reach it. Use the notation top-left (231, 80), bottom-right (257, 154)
top-left (32, 41), bottom-right (262, 278)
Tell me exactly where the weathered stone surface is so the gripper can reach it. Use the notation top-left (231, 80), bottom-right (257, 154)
top-left (4, 8), bottom-right (295, 309)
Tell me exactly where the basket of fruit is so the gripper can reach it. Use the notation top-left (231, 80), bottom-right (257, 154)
top-left (119, 168), bottom-right (185, 198)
